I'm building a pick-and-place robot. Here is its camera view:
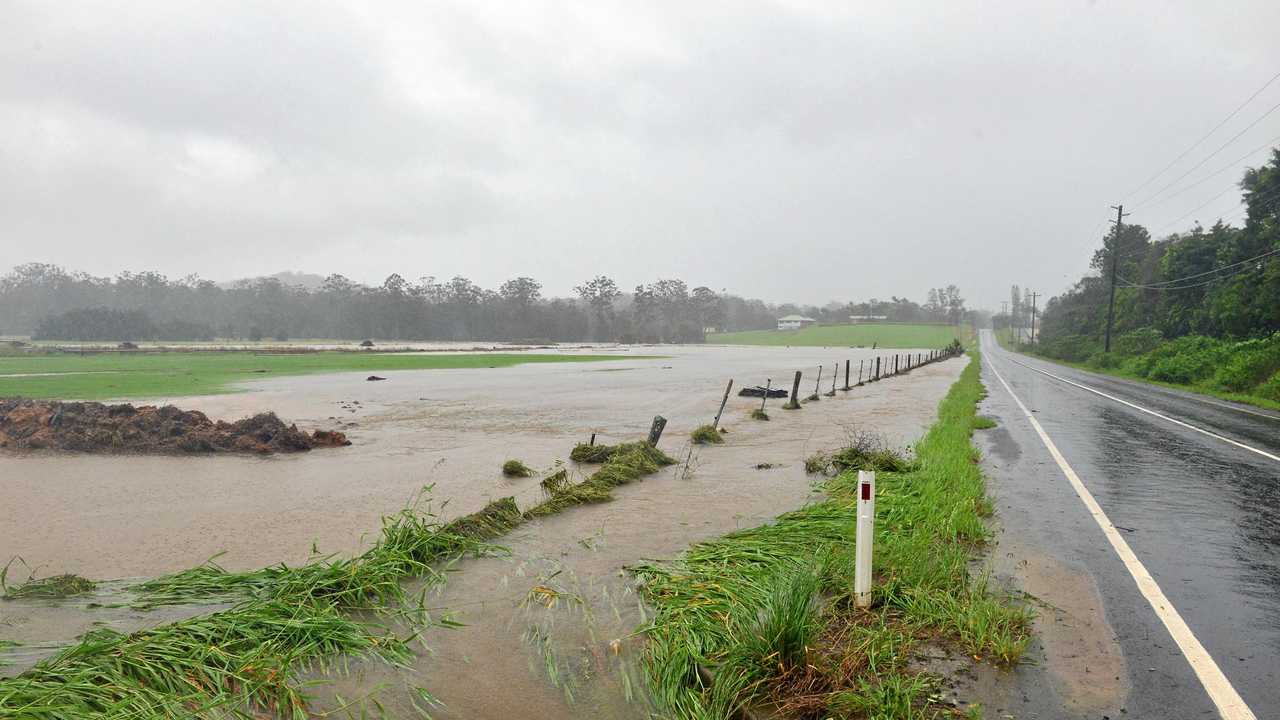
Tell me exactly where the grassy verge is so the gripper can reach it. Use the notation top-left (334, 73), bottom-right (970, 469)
top-left (0, 352), bottom-right (637, 400)
top-left (708, 324), bottom-right (960, 349)
top-left (633, 351), bottom-right (1031, 719)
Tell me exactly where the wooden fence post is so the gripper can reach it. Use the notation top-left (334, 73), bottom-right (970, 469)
top-left (713, 379), bottom-right (733, 430)
top-left (647, 416), bottom-right (667, 446)
top-left (785, 370), bottom-right (803, 409)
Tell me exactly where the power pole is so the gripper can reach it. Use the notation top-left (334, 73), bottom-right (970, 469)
top-left (1029, 292), bottom-right (1040, 344)
top-left (1104, 204), bottom-right (1129, 353)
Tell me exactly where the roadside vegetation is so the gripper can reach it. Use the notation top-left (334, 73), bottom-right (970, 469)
top-left (0, 351), bottom-right (630, 400)
top-left (634, 351), bottom-right (1031, 719)
top-left (999, 147), bottom-right (1280, 410)
top-left (1021, 329), bottom-right (1280, 410)
top-left (708, 323), bottom-right (960, 349)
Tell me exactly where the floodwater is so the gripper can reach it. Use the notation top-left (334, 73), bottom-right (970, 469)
top-left (1, 344), bottom-right (963, 710)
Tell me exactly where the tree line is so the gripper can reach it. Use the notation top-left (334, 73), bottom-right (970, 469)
top-left (1030, 148), bottom-right (1280, 361)
top-left (0, 265), bottom-right (971, 343)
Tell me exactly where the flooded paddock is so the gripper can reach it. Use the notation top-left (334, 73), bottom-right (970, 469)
top-left (1, 343), bottom-right (963, 712)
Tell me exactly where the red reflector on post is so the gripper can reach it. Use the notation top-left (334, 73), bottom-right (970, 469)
top-left (861, 482), bottom-right (871, 501)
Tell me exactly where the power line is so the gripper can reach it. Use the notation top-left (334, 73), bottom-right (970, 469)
top-left (1116, 245), bottom-right (1280, 288)
top-left (1121, 70), bottom-right (1280, 202)
top-left (1129, 134), bottom-right (1280, 211)
top-left (1135, 97), bottom-right (1280, 208)
top-left (1147, 177), bottom-right (1280, 236)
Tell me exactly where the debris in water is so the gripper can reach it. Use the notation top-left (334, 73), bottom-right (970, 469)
top-left (0, 398), bottom-right (350, 454)
top-left (366, 375), bottom-right (386, 381)
top-left (2, 573), bottom-right (96, 600)
top-left (502, 459), bottom-right (535, 477)
top-left (738, 386), bottom-right (787, 398)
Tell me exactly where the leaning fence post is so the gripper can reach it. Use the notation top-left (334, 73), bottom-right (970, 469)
top-left (785, 370), bottom-right (803, 409)
top-left (647, 416), bottom-right (667, 446)
top-left (854, 469), bottom-right (876, 608)
top-left (713, 379), bottom-right (733, 430)
top-left (857, 359), bottom-right (864, 385)
top-left (829, 362), bottom-right (838, 395)
top-left (809, 365), bottom-right (822, 401)
top-left (760, 379), bottom-right (772, 413)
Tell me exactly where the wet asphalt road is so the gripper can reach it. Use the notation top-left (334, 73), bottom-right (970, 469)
top-left (977, 331), bottom-right (1279, 719)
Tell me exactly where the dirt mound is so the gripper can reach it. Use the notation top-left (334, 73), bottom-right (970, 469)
top-left (0, 398), bottom-right (351, 454)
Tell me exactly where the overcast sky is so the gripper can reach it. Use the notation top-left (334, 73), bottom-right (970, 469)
top-left (3, 1), bottom-right (1279, 309)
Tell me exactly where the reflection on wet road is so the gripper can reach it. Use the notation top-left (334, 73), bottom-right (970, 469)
top-left (980, 331), bottom-right (1278, 718)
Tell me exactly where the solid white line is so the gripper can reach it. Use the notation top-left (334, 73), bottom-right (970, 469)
top-left (1000, 352), bottom-right (1280, 465)
top-left (984, 351), bottom-right (1257, 720)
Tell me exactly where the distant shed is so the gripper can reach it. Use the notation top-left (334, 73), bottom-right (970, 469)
top-left (776, 314), bottom-right (816, 331)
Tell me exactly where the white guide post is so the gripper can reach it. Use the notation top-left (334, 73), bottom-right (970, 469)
top-left (854, 469), bottom-right (876, 608)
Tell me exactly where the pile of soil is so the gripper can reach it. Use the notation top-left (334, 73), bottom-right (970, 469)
top-left (0, 398), bottom-right (351, 454)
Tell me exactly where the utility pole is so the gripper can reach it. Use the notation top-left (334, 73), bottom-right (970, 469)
top-left (1104, 204), bottom-right (1128, 353)
top-left (1029, 292), bottom-right (1040, 345)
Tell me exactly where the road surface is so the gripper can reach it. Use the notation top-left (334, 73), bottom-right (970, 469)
top-left (977, 330), bottom-right (1278, 719)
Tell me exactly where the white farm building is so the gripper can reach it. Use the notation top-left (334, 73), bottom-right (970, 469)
top-left (776, 314), bottom-right (816, 331)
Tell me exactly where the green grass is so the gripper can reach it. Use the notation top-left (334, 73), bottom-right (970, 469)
top-left (0, 351), bottom-right (636, 400)
top-left (708, 323), bottom-right (960, 349)
top-left (633, 350), bottom-right (1031, 719)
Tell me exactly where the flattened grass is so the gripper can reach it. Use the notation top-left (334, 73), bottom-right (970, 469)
top-left (634, 351), bottom-right (1031, 718)
top-left (1, 573), bottom-right (96, 600)
top-left (527, 442), bottom-right (675, 518)
top-left (0, 433), bottom-right (680, 717)
top-left (0, 491), bottom-right (492, 717)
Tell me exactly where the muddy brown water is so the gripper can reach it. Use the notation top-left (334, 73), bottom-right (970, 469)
top-left (1, 345), bottom-right (962, 713)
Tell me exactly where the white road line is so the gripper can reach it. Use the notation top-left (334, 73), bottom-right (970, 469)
top-left (998, 350), bottom-right (1279, 465)
top-left (984, 352), bottom-right (1257, 720)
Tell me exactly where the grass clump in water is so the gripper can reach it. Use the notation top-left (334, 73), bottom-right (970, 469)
top-left (445, 496), bottom-right (524, 540)
top-left (973, 414), bottom-right (997, 429)
top-left (527, 442), bottom-right (674, 518)
top-left (690, 424), bottom-right (724, 445)
top-left (805, 431), bottom-right (913, 476)
top-left (502, 459), bottom-right (535, 477)
top-left (569, 442), bottom-right (615, 463)
top-left (2, 572), bottom-right (96, 600)
top-left (750, 408), bottom-right (770, 421)
top-left (634, 351), bottom-right (1032, 719)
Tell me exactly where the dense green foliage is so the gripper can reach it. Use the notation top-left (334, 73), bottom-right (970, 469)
top-left (1050, 330), bottom-right (1280, 406)
top-left (635, 353), bottom-right (1030, 719)
top-left (708, 323), bottom-right (960, 348)
top-left (1035, 149), bottom-right (1280, 354)
top-left (0, 351), bottom-right (630, 400)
